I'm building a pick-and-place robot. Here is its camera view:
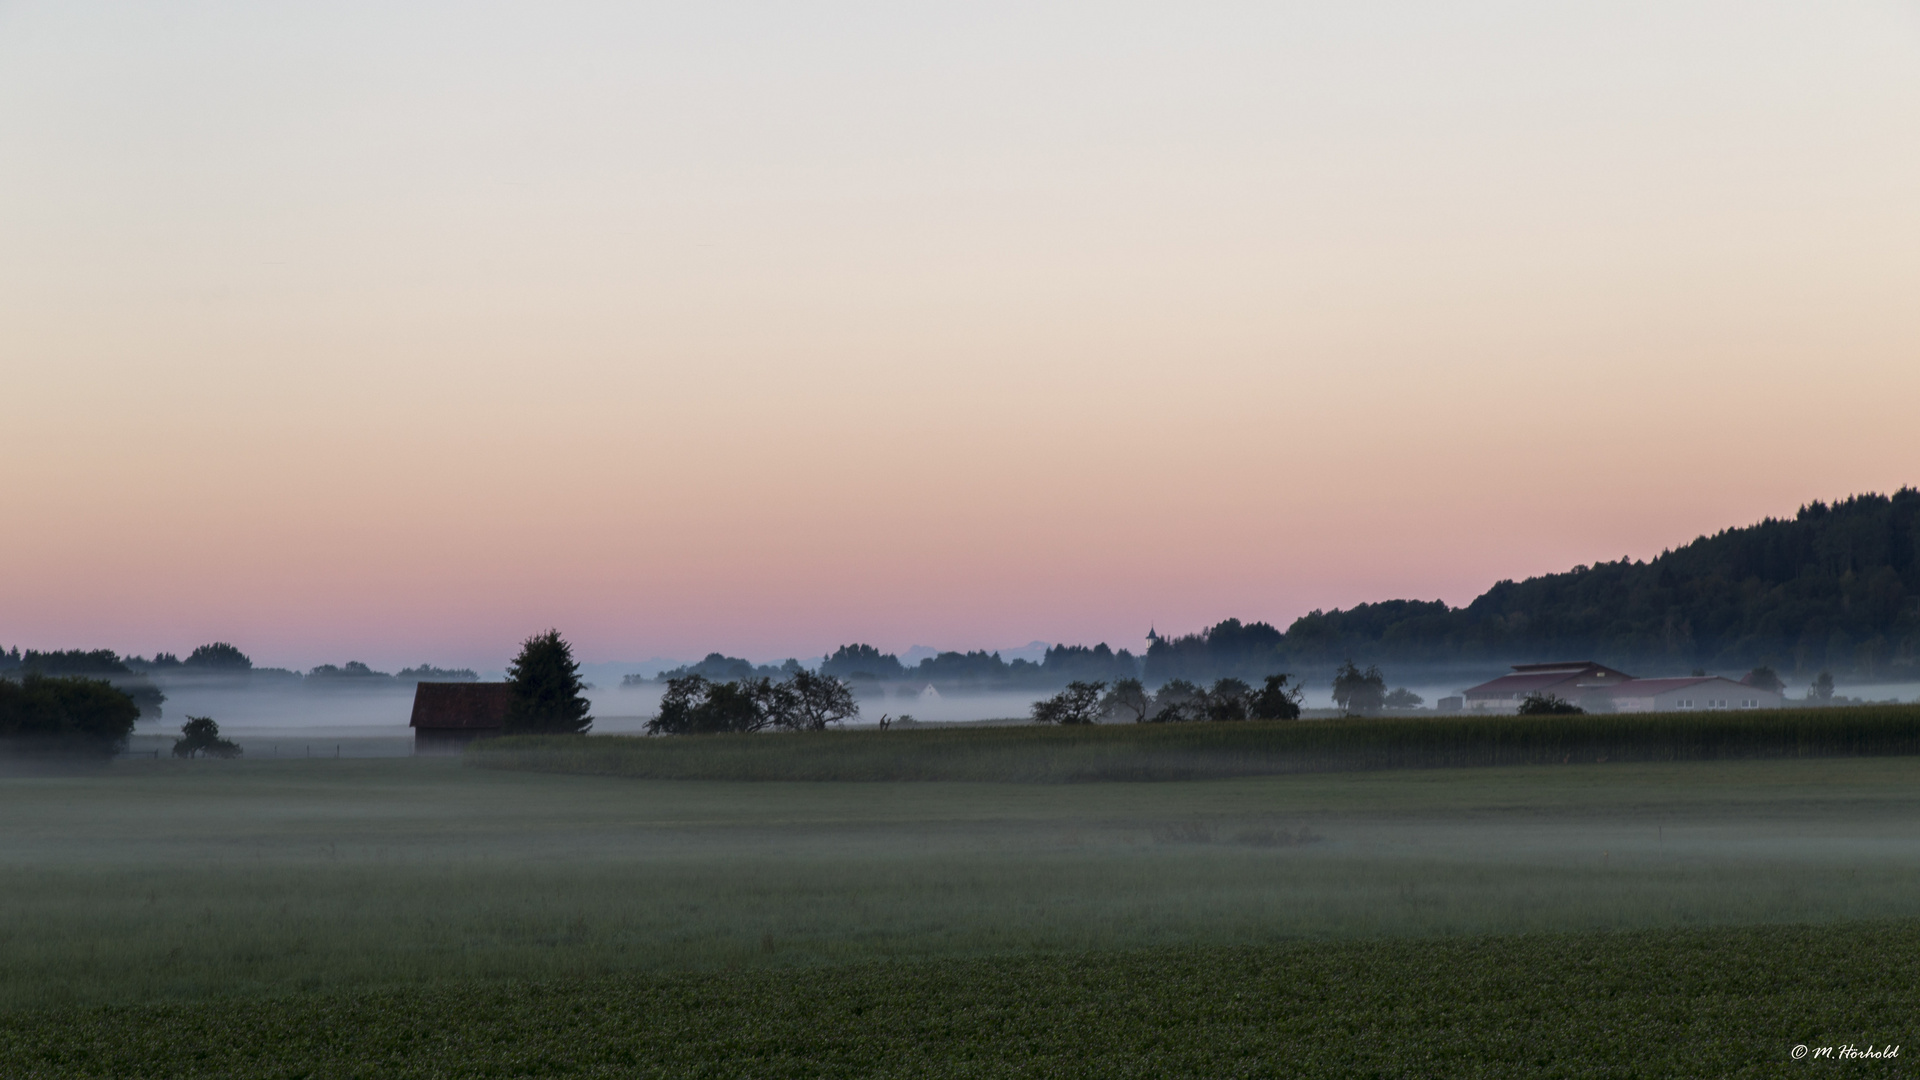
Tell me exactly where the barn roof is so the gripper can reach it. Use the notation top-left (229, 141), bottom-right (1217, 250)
top-left (1463, 661), bottom-right (1635, 700)
top-left (1463, 671), bottom-right (1591, 698)
top-left (410, 682), bottom-right (513, 730)
top-left (1509, 662), bottom-right (1633, 679)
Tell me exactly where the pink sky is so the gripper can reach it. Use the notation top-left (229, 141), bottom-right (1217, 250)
top-left (3, 2), bottom-right (1917, 670)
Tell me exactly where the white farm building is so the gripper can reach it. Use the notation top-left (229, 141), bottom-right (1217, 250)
top-left (1461, 662), bottom-right (1783, 714)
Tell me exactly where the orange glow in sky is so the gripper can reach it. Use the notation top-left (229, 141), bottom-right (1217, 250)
top-left (3, 2), bottom-right (1918, 668)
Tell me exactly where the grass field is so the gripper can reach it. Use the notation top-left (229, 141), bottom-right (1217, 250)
top-left (2, 921), bottom-right (1912, 1078)
top-left (7, 754), bottom-right (1920, 1017)
top-left (468, 705), bottom-right (1920, 782)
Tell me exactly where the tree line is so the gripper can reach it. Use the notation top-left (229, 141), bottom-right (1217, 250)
top-left (1274, 490), bottom-right (1920, 676)
top-left (816, 642), bottom-right (1144, 687)
top-left (1028, 674), bottom-right (1306, 725)
top-left (647, 669), bottom-right (859, 734)
top-left (1043, 490), bottom-right (1920, 684)
top-left (0, 644), bottom-right (478, 695)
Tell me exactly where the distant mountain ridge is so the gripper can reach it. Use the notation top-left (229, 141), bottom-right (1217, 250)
top-left (1160, 489), bottom-right (1917, 680)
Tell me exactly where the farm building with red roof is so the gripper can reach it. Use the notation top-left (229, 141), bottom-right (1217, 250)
top-left (1461, 662), bottom-right (1635, 712)
top-left (410, 682), bottom-right (512, 752)
top-left (1462, 663), bottom-right (1782, 714)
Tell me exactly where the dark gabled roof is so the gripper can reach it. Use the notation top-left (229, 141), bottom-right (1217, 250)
top-left (410, 682), bottom-right (513, 730)
top-left (1463, 671), bottom-right (1590, 699)
top-left (1463, 661), bottom-right (1636, 700)
top-left (1508, 661), bottom-right (1635, 679)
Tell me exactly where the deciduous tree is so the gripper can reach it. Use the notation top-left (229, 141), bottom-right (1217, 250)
top-left (1206, 678), bottom-right (1252, 722)
top-left (1032, 681), bottom-right (1105, 725)
top-left (1099, 678), bottom-right (1151, 723)
top-left (779, 669), bottom-right (859, 731)
top-left (1249, 674), bottom-right (1303, 720)
top-left (1331, 660), bottom-right (1387, 715)
top-left (172, 716), bottom-right (242, 758)
top-left (1148, 679), bottom-right (1204, 723)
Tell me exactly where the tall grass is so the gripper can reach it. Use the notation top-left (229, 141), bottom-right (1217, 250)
top-left (469, 705), bottom-right (1920, 782)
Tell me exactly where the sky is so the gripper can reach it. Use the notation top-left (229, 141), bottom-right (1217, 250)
top-left (3, 1), bottom-right (1918, 671)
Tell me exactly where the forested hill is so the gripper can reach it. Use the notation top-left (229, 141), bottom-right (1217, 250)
top-left (1270, 490), bottom-right (1920, 677)
top-left (1143, 490), bottom-right (1920, 682)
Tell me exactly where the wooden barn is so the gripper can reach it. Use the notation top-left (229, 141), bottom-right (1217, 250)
top-left (410, 682), bottom-right (513, 753)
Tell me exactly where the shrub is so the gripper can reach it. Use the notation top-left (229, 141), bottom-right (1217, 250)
top-left (1517, 693), bottom-right (1585, 716)
top-left (171, 716), bottom-right (242, 759)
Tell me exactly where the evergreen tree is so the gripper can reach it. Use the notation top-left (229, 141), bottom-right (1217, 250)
top-left (505, 630), bottom-right (592, 735)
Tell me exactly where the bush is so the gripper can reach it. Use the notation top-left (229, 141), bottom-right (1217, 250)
top-left (171, 716), bottom-right (242, 759)
top-left (1517, 693), bottom-right (1585, 716)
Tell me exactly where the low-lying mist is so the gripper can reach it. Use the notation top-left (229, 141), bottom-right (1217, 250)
top-left (120, 670), bottom-right (1920, 760)
top-left (7, 755), bottom-right (1920, 1008)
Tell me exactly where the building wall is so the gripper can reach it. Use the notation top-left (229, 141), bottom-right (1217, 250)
top-left (1612, 681), bottom-right (1783, 713)
top-left (414, 727), bottom-right (502, 754)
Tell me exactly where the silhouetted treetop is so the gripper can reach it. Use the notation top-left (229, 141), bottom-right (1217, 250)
top-left (184, 643), bottom-right (252, 670)
top-left (821, 644), bottom-right (905, 681)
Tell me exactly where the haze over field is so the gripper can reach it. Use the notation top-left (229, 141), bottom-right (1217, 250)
top-left (5, 2), bottom-right (1919, 671)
